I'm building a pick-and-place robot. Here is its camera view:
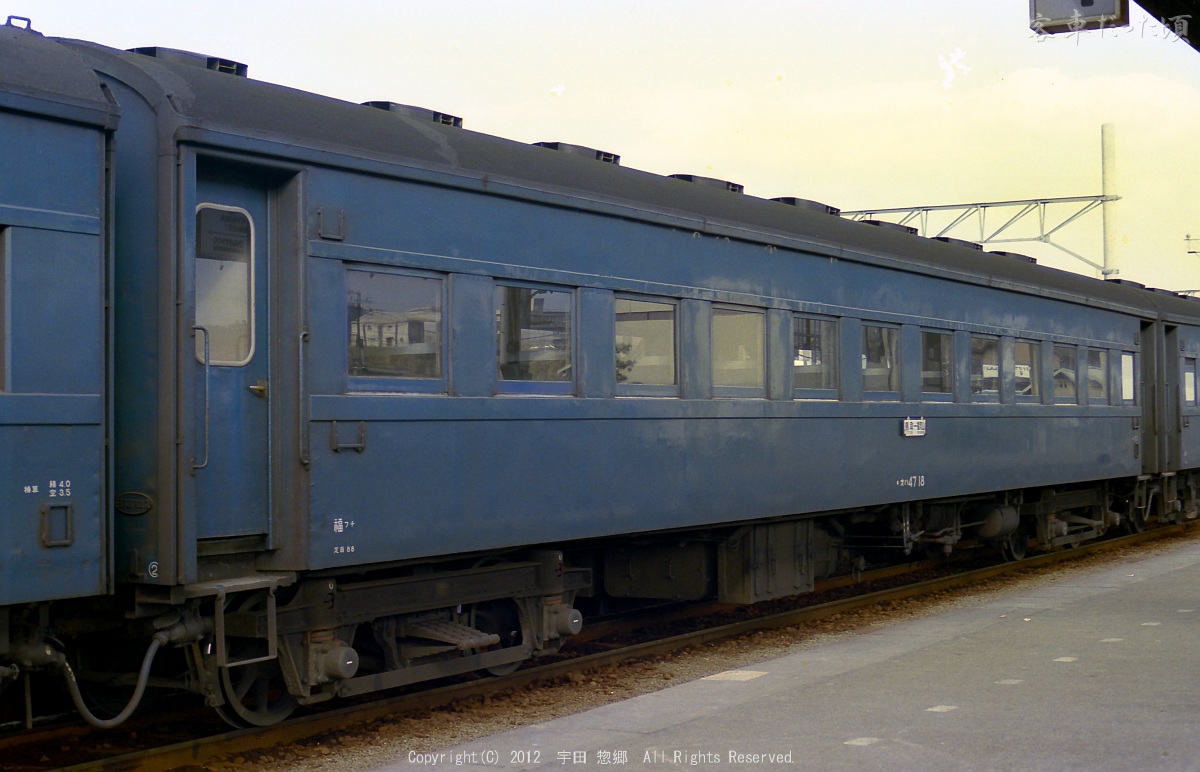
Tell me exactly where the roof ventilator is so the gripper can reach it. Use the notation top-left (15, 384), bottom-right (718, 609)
top-left (670, 174), bottom-right (744, 194)
top-left (862, 219), bottom-right (918, 236)
top-left (363, 101), bottom-right (463, 128)
top-left (990, 250), bottom-right (1038, 264)
top-left (534, 142), bottom-right (620, 165)
top-left (128, 47), bottom-right (247, 77)
top-left (771, 197), bottom-right (840, 216)
top-left (932, 236), bottom-right (983, 251)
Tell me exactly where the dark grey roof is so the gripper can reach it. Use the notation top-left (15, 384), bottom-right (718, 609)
top-left (0, 23), bottom-right (114, 126)
top-left (59, 38), bottom-right (1176, 319)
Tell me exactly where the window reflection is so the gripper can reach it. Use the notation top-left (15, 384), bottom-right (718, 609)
top-left (793, 317), bottom-right (838, 391)
top-left (1088, 349), bottom-right (1108, 402)
top-left (970, 336), bottom-right (999, 397)
top-left (1015, 341), bottom-right (1039, 398)
top-left (921, 331), bottom-right (951, 394)
top-left (347, 271), bottom-right (442, 378)
top-left (497, 286), bottom-right (573, 381)
top-left (615, 298), bottom-right (676, 386)
top-left (862, 325), bottom-right (898, 393)
top-left (1053, 345), bottom-right (1077, 401)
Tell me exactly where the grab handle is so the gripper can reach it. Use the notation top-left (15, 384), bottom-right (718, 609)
top-left (192, 326), bottom-right (211, 473)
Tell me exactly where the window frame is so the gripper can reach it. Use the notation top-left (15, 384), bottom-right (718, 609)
top-left (861, 323), bottom-right (900, 401)
top-left (614, 294), bottom-right (679, 397)
top-left (344, 265), bottom-right (448, 394)
top-left (919, 329), bottom-right (953, 401)
top-left (1120, 351), bottom-right (1137, 405)
top-left (495, 281), bottom-right (576, 395)
top-left (1052, 343), bottom-right (1080, 404)
top-left (1014, 339), bottom-right (1041, 403)
top-left (194, 203), bottom-right (255, 367)
top-left (0, 227), bottom-right (6, 392)
top-left (1184, 355), bottom-right (1198, 407)
top-left (969, 334), bottom-right (1001, 403)
top-left (1086, 348), bottom-right (1109, 405)
top-left (791, 314), bottom-right (840, 399)
top-left (711, 303), bottom-right (767, 397)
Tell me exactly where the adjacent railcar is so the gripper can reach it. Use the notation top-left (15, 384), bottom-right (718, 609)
top-left (0, 18), bottom-right (111, 676)
top-left (3, 21), bottom-right (1200, 729)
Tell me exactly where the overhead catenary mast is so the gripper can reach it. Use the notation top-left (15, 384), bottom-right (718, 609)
top-left (1101, 123), bottom-right (1118, 277)
top-left (842, 124), bottom-right (1120, 279)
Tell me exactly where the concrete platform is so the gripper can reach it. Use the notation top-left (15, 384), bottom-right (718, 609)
top-left (394, 539), bottom-right (1200, 771)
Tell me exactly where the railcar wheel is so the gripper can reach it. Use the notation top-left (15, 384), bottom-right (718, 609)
top-left (212, 592), bottom-right (296, 728)
top-left (1000, 521), bottom-right (1030, 562)
top-left (1125, 507), bottom-right (1146, 534)
top-left (922, 541), bottom-right (948, 561)
top-left (216, 659), bottom-right (296, 727)
top-left (471, 600), bottom-right (526, 677)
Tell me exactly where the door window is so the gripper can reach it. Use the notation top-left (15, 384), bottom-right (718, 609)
top-left (195, 205), bottom-right (254, 365)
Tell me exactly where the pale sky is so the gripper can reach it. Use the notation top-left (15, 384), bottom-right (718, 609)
top-left (15, 1), bottom-right (1200, 289)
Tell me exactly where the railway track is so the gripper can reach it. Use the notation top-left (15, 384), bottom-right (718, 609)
top-left (7, 523), bottom-right (1193, 771)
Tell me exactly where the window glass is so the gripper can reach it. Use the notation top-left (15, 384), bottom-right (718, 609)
top-left (0, 228), bottom-right (5, 390)
top-left (712, 307), bottom-right (764, 388)
top-left (1053, 345), bottom-right (1078, 401)
top-left (1015, 340), bottom-right (1040, 398)
top-left (792, 316), bottom-right (838, 391)
top-left (1121, 352), bottom-right (1136, 403)
top-left (615, 298), bottom-right (676, 386)
top-left (347, 271), bottom-right (442, 378)
top-left (862, 325), bottom-right (898, 392)
top-left (1186, 358), bottom-right (1197, 406)
top-left (195, 205), bottom-right (253, 365)
top-left (496, 286), bottom-right (573, 381)
top-left (1088, 350), bottom-right (1108, 402)
top-left (970, 336), bottom-right (999, 397)
top-left (921, 331), bottom-right (952, 394)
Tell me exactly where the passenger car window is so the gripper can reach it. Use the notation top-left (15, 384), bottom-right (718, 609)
top-left (195, 205), bottom-right (253, 366)
top-left (1185, 357), bottom-right (1197, 406)
top-left (0, 228), bottom-right (5, 390)
top-left (862, 325), bottom-right (898, 394)
top-left (615, 298), bottom-right (676, 386)
top-left (793, 316), bottom-right (838, 392)
top-left (1088, 349), bottom-right (1108, 403)
top-left (347, 270), bottom-right (442, 378)
top-left (497, 285), bottom-right (573, 382)
top-left (921, 331), bottom-right (952, 395)
top-left (1015, 340), bottom-right (1039, 398)
top-left (970, 335), bottom-right (999, 398)
top-left (712, 307), bottom-right (765, 388)
top-left (1053, 345), bottom-right (1078, 401)
top-left (1121, 352), bottom-right (1136, 403)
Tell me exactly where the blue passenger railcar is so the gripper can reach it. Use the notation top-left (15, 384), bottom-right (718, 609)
top-left (303, 168), bottom-right (1148, 566)
top-left (0, 20), bottom-right (111, 620)
top-left (3, 24), bottom-right (1199, 729)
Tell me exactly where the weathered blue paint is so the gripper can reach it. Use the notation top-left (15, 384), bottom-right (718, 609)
top-left (0, 27), bottom-right (1185, 597)
top-left (0, 25), bottom-right (110, 605)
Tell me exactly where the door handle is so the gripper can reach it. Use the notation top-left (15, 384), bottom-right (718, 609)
top-left (249, 380), bottom-right (268, 398)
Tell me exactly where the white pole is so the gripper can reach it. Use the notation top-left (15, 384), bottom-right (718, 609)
top-left (1101, 123), bottom-right (1118, 277)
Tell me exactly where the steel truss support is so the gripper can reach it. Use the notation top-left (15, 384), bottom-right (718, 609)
top-left (841, 194), bottom-right (1118, 274)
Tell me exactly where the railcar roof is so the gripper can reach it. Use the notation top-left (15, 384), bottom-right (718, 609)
top-left (0, 25), bottom-right (113, 125)
top-left (56, 37), bottom-right (1192, 320)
